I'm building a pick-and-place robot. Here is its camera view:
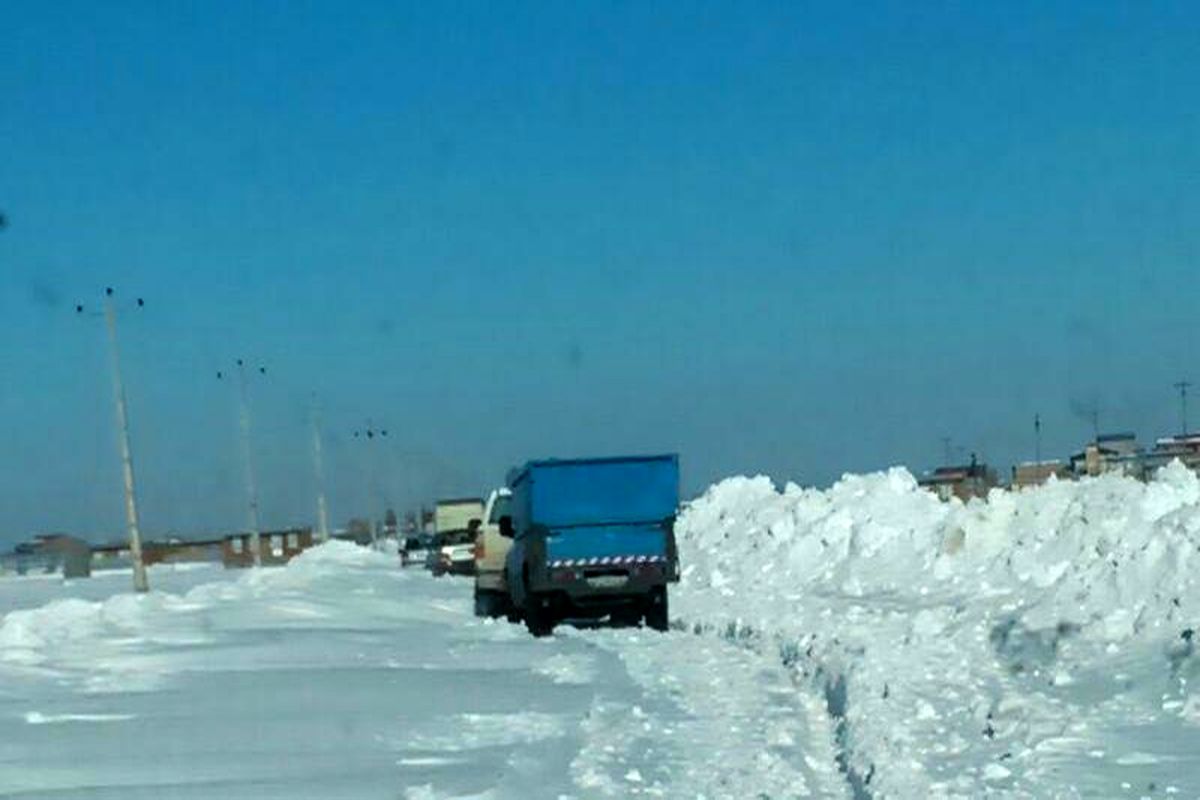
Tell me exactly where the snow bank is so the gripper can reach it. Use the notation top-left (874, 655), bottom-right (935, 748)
top-left (0, 541), bottom-right (402, 670)
top-left (676, 462), bottom-right (1200, 798)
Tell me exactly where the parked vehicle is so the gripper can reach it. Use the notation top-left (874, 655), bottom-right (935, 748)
top-left (473, 488), bottom-right (514, 617)
top-left (503, 454), bottom-right (681, 636)
top-left (434, 498), bottom-right (484, 538)
top-left (429, 530), bottom-right (477, 576)
top-left (427, 498), bottom-right (484, 576)
top-left (399, 534), bottom-right (430, 568)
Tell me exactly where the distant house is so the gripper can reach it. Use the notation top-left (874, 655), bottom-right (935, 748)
top-left (1096, 433), bottom-right (1200, 478)
top-left (919, 457), bottom-right (999, 501)
top-left (1012, 460), bottom-right (1071, 488)
top-left (334, 519), bottom-right (374, 547)
top-left (1068, 433), bottom-right (1144, 478)
top-left (13, 534), bottom-right (92, 578)
top-left (142, 537), bottom-right (224, 566)
top-left (91, 541), bottom-right (131, 571)
top-left (223, 527), bottom-right (314, 568)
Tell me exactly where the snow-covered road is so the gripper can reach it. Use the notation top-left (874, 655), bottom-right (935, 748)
top-left (0, 546), bottom-right (844, 799)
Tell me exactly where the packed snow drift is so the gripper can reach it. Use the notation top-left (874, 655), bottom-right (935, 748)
top-left (0, 540), bottom-right (843, 799)
top-left (676, 462), bottom-right (1200, 798)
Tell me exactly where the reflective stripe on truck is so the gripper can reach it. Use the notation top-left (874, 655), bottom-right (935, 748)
top-left (548, 555), bottom-right (668, 567)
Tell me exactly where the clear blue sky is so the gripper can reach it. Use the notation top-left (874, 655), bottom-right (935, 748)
top-left (2, 2), bottom-right (1198, 543)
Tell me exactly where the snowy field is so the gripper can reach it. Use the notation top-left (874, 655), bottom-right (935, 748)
top-left (0, 564), bottom-right (225, 615)
top-left (5, 465), bottom-right (1200, 799)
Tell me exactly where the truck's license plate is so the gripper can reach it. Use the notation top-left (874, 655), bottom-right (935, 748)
top-left (586, 575), bottom-right (627, 589)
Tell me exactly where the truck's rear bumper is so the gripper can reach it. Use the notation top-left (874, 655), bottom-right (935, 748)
top-left (531, 561), bottom-right (675, 614)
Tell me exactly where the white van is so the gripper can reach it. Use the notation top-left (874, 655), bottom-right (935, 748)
top-left (473, 487), bottom-right (514, 617)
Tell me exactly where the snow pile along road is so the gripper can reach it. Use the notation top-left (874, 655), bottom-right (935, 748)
top-left (676, 462), bottom-right (1200, 799)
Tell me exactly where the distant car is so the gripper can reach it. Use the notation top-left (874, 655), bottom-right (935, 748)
top-left (427, 529), bottom-right (477, 576)
top-left (427, 498), bottom-right (484, 576)
top-left (399, 536), bottom-right (428, 568)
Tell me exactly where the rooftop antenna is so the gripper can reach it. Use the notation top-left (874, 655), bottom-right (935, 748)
top-left (1175, 380), bottom-right (1192, 437)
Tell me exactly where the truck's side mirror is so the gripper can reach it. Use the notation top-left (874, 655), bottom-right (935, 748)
top-left (468, 519), bottom-right (482, 534)
top-left (498, 515), bottom-right (514, 539)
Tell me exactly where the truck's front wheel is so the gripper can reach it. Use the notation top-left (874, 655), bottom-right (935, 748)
top-left (474, 589), bottom-right (498, 618)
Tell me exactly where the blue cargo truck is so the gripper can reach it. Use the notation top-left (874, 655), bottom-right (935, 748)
top-left (502, 454), bottom-right (681, 636)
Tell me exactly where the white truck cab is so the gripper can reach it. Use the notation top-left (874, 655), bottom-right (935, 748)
top-left (473, 487), bottom-right (514, 617)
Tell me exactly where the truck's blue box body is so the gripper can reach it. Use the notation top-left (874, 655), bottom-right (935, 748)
top-left (504, 455), bottom-right (681, 631)
top-left (511, 455), bottom-right (678, 563)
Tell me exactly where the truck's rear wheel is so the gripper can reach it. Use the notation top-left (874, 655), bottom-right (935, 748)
top-left (644, 586), bottom-right (669, 632)
top-left (523, 568), bottom-right (555, 636)
top-left (501, 571), bottom-right (521, 622)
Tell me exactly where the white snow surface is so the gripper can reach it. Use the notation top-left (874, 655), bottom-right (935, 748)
top-left (675, 462), bottom-right (1200, 799)
top-left (0, 540), bottom-right (842, 799)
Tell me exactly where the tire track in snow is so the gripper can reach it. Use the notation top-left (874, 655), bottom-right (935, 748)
top-left (568, 624), bottom-right (848, 799)
top-left (682, 619), bottom-right (874, 800)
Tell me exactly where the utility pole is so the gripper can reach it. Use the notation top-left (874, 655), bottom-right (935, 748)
top-left (78, 289), bottom-right (149, 592)
top-left (218, 360), bottom-right (266, 566)
top-left (940, 436), bottom-right (952, 466)
top-left (1176, 381), bottom-right (1192, 437)
top-left (353, 421), bottom-right (388, 549)
top-left (310, 394), bottom-right (330, 543)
